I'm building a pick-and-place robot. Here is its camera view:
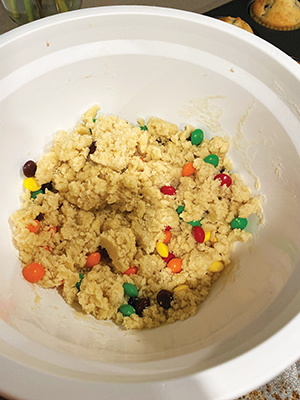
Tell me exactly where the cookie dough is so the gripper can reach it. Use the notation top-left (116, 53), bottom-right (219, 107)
top-left (11, 106), bottom-right (261, 329)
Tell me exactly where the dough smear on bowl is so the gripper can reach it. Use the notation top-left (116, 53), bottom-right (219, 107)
top-left (11, 106), bottom-right (262, 329)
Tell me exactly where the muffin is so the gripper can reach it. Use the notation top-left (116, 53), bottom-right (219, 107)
top-left (219, 16), bottom-right (254, 33)
top-left (250, 0), bottom-right (300, 30)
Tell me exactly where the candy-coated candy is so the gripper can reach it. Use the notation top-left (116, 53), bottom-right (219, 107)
top-left (182, 162), bottom-right (195, 177)
top-left (31, 189), bottom-right (44, 199)
top-left (163, 230), bottom-right (171, 243)
top-left (35, 213), bottom-right (44, 221)
top-left (167, 258), bottom-right (182, 273)
top-left (89, 141), bottom-right (97, 155)
top-left (26, 219), bottom-right (40, 234)
top-left (86, 252), bottom-right (101, 267)
top-left (213, 236), bottom-right (218, 242)
top-left (47, 226), bottom-right (57, 235)
top-left (165, 226), bottom-right (172, 231)
top-left (24, 177), bottom-right (41, 192)
top-left (231, 217), bottom-right (248, 230)
top-left (204, 154), bottom-right (219, 167)
top-left (189, 219), bottom-right (202, 227)
top-left (23, 160), bottom-right (37, 177)
top-left (139, 157), bottom-right (145, 162)
top-left (22, 262), bottom-right (45, 283)
top-left (119, 304), bottom-right (136, 317)
top-left (140, 125), bottom-right (148, 131)
top-left (75, 273), bottom-right (84, 291)
top-left (214, 173), bottom-right (232, 187)
top-left (174, 284), bottom-right (189, 293)
top-left (123, 266), bottom-right (138, 276)
top-left (209, 261), bottom-right (225, 272)
top-left (160, 185), bottom-right (176, 195)
top-left (176, 205), bottom-right (185, 215)
top-left (193, 225), bottom-right (205, 243)
top-left (135, 297), bottom-right (151, 317)
top-left (157, 289), bottom-right (173, 310)
top-left (123, 283), bottom-right (139, 297)
top-left (191, 129), bottom-right (204, 146)
top-left (41, 181), bottom-right (57, 193)
top-left (162, 252), bottom-right (175, 263)
top-left (128, 297), bottom-right (138, 309)
top-left (156, 242), bottom-right (168, 258)
top-left (204, 231), bottom-right (211, 242)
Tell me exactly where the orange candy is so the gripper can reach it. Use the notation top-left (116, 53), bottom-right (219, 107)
top-left (182, 162), bottom-right (195, 177)
top-left (26, 220), bottom-right (40, 234)
top-left (163, 230), bottom-right (171, 243)
top-left (86, 252), bottom-right (101, 268)
top-left (22, 262), bottom-right (45, 283)
top-left (167, 258), bottom-right (182, 273)
top-left (123, 266), bottom-right (138, 276)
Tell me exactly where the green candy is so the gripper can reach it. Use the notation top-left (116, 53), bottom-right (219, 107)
top-left (231, 217), bottom-right (248, 230)
top-left (191, 129), bottom-right (204, 146)
top-left (140, 125), bottom-right (148, 131)
top-left (123, 283), bottom-right (138, 297)
top-left (189, 219), bottom-right (202, 227)
top-left (176, 205), bottom-right (185, 215)
top-left (31, 189), bottom-right (44, 199)
top-left (204, 154), bottom-right (219, 167)
top-left (75, 273), bottom-right (84, 292)
top-left (119, 304), bottom-right (136, 317)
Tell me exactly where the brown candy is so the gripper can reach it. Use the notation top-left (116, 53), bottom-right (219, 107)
top-left (23, 160), bottom-right (37, 177)
top-left (157, 290), bottom-right (173, 310)
top-left (135, 297), bottom-right (150, 316)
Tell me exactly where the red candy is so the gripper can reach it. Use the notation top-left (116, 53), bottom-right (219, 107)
top-left (193, 226), bottom-right (205, 243)
top-left (160, 186), bottom-right (176, 195)
top-left (123, 266), bottom-right (138, 276)
top-left (214, 173), bottom-right (232, 187)
top-left (162, 252), bottom-right (175, 263)
top-left (165, 226), bottom-right (172, 231)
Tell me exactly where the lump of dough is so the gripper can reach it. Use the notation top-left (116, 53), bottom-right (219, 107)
top-left (99, 227), bottom-right (137, 273)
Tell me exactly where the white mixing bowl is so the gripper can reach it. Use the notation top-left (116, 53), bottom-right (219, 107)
top-left (1, 6), bottom-right (300, 400)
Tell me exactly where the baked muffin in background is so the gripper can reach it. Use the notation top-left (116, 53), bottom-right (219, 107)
top-left (219, 16), bottom-right (254, 33)
top-left (250, 0), bottom-right (300, 30)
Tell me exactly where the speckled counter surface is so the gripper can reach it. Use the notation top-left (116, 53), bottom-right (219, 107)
top-left (0, 1), bottom-right (300, 399)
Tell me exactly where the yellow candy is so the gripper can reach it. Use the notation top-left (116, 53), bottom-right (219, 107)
top-left (213, 236), bottom-right (218, 242)
top-left (204, 231), bottom-right (211, 242)
top-left (156, 242), bottom-right (168, 258)
top-left (209, 261), bottom-right (224, 272)
top-left (174, 284), bottom-right (189, 293)
top-left (23, 177), bottom-right (41, 192)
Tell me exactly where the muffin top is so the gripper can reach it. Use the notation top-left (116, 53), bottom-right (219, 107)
top-left (220, 16), bottom-right (254, 33)
top-left (250, 0), bottom-right (300, 30)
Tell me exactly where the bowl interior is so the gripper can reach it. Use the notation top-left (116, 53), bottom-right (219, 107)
top-left (1, 5), bottom-right (300, 395)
